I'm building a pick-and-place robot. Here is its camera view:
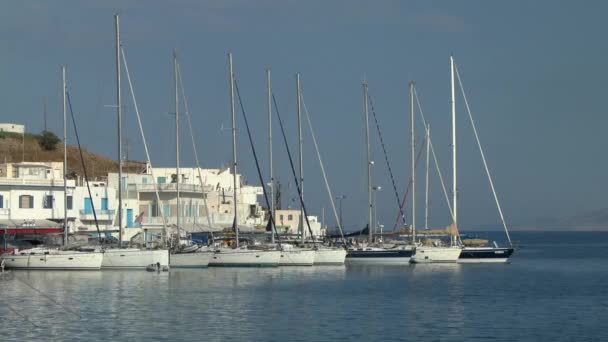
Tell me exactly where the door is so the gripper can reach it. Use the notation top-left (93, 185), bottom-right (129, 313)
top-left (84, 198), bottom-right (93, 214)
top-left (126, 209), bottom-right (134, 228)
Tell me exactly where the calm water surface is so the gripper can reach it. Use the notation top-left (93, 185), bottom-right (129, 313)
top-left (1, 231), bottom-right (607, 341)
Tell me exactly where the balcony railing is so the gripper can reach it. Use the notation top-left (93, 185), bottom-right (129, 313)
top-left (0, 178), bottom-right (75, 187)
top-left (126, 183), bottom-right (214, 193)
top-left (79, 209), bottom-right (116, 221)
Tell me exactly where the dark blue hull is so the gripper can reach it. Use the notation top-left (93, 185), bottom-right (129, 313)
top-left (346, 248), bottom-right (413, 264)
top-left (458, 247), bottom-right (514, 263)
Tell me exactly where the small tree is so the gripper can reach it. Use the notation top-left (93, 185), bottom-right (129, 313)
top-left (38, 130), bottom-right (61, 151)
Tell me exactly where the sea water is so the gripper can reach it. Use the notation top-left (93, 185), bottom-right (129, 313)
top-left (0, 231), bottom-right (607, 341)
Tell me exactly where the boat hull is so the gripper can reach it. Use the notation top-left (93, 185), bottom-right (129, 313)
top-left (279, 249), bottom-right (315, 266)
top-left (2, 250), bottom-right (103, 270)
top-left (101, 249), bottom-right (169, 269)
top-left (457, 247), bottom-right (513, 263)
top-left (313, 248), bottom-right (346, 265)
top-left (209, 249), bottom-right (280, 267)
top-left (411, 246), bottom-right (461, 263)
top-left (170, 251), bottom-right (213, 268)
top-left (346, 248), bottom-right (414, 265)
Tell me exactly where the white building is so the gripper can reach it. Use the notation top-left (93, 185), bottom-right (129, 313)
top-left (0, 162), bottom-right (118, 235)
top-left (275, 209), bottom-right (322, 237)
top-left (107, 166), bottom-right (266, 236)
top-left (0, 123), bottom-right (25, 134)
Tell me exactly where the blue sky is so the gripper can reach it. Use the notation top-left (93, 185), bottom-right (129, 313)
top-left (2, 1), bottom-right (607, 230)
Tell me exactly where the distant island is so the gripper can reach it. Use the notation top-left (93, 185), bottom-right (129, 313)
top-left (511, 208), bottom-right (608, 231)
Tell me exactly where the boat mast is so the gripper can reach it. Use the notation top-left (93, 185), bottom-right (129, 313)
top-left (267, 68), bottom-right (274, 244)
top-left (115, 14), bottom-right (123, 247)
top-left (174, 52), bottom-right (180, 248)
top-left (363, 80), bottom-right (373, 243)
top-left (424, 123), bottom-right (430, 230)
top-left (228, 53), bottom-right (239, 248)
top-left (450, 55), bottom-right (457, 242)
top-left (296, 73), bottom-right (305, 244)
top-left (62, 65), bottom-right (68, 246)
top-left (410, 81), bottom-right (416, 243)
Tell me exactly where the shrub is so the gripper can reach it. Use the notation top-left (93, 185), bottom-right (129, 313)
top-left (38, 130), bottom-right (61, 151)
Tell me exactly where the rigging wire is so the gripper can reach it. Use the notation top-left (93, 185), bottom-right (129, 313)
top-left (271, 93), bottom-right (318, 246)
top-left (299, 92), bottom-right (347, 246)
top-left (13, 276), bottom-right (81, 319)
top-left (176, 62), bottom-right (214, 233)
top-left (121, 47), bottom-right (168, 246)
top-left (367, 91), bottom-right (408, 226)
top-left (454, 62), bottom-right (512, 247)
top-left (66, 92), bottom-right (102, 243)
top-left (391, 137), bottom-right (426, 231)
top-left (232, 78), bottom-right (282, 246)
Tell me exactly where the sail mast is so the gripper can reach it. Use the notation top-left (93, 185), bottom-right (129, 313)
top-left (62, 65), bottom-right (68, 246)
top-left (410, 81), bottom-right (416, 243)
top-left (450, 55), bottom-right (458, 237)
top-left (174, 52), bottom-right (180, 248)
top-left (296, 73), bottom-right (305, 244)
top-left (114, 14), bottom-right (123, 247)
top-left (424, 123), bottom-right (430, 230)
top-left (267, 68), bottom-right (274, 244)
top-left (363, 81), bottom-right (373, 243)
top-left (228, 53), bottom-right (239, 248)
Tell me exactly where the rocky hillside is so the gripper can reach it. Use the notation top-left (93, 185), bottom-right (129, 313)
top-left (0, 131), bottom-right (145, 180)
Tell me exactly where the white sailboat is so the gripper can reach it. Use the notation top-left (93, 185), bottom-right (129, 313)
top-left (101, 14), bottom-right (169, 269)
top-left (165, 54), bottom-right (213, 268)
top-left (2, 66), bottom-right (103, 270)
top-left (411, 58), bottom-right (462, 263)
top-left (275, 73), bottom-right (316, 266)
top-left (298, 85), bottom-right (348, 265)
top-left (209, 53), bottom-right (280, 267)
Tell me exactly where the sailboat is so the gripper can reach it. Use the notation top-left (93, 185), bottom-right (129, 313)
top-left (346, 80), bottom-right (414, 264)
top-left (209, 53), bottom-right (280, 267)
top-left (101, 14), bottom-right (169, 269)
top-left (411, 59), bottom-right (462, 263)
top-left (1, 66), bottom-right (103, 270)
top-left (274, 70), bottom-right (315, 266)
top-left (166, 54), bottom-right (213, 268)
top-left (296, 79), bottom-right (348, 265)
top-left (448, 56), bottom-right (514, 263)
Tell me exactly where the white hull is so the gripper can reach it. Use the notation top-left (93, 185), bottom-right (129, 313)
top-left (313, 248), bottom-right (346, 265)
top-left (279, 248), bottom-right (315, 266)
top-left (102, 248), bottom-right (169, 269)
top-left (411, 246), bottom-right (461, 263)
top-left (209, 248), bottom-right (280, 267)
top-left (457, 258), bottom-right (509, 264)
top-left (346, 257), bottom-right (411, 265)
top-left (170, 251), bottom-right (213, 268)
top-left (2, 249), bottom-right (103, 270)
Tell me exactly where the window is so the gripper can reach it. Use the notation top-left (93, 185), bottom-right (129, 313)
top-left (19, 195), bottom-right (34, 209)
top-left (142, 177), bottom-right (148, 184)
top-left (0, 194), bottom-right (3, 208)
top-left (67, 196), bottom-right (73, 210)
top-left (288, 214), bottom-right (293, 221)
top-left (157, 177), bottom-right (166, 184)
top-left (43, 195), bottom-right (53, 209)
top-left (279, 215), bottom-right (284, 221)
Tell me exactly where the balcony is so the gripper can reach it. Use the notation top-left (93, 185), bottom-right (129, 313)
top-left (79, 209), bottom-right (116, 221)
top-left (0, 178), bottom-right (75, 188)
top-left (125, 183), bottom-right (214, 194)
